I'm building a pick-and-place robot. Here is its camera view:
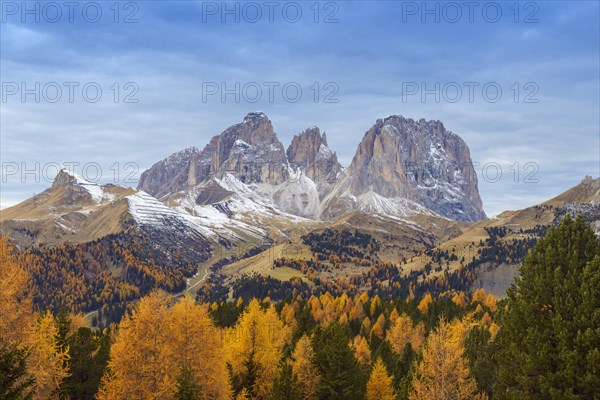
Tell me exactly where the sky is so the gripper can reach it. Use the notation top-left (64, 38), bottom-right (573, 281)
top-left (1, 0), bottom-right (599, 216)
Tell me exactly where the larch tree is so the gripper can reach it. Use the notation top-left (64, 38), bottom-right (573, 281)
top-left (495, 216), bottom-right (600, 399)
top-left (0, 237), bottom-right (69, 400)
top-left (98, 290), bottom-right (174, 400)
top-left (0, 236), bottom-right (34, 345)
top-left (386, 314), bottom-right (425, 355)
top-left (409, 318), bottom-right (478, 400)
top-left (226, 299), bottom-right (287, 399)
top-left (168, 296), bottom-right (231, 400)
top-left (27, 312), bottom-right (70, 400)
top-left (366, 358), bottom-right (396, 400)
top-left (291, 335), bottom-right (320, 400)
top-left (417, 294), bottom-right (433, 315)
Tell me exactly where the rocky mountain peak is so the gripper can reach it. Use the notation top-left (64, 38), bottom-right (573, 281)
top-left (52, 169), bottom-right (78, 188)
top-left (581, 175), bottom-right (600, 187)
top-left (242, 111), bottom-right (269, 127)
top-left (286, 127), bottom-right (341, 183)
top-left (323, 115), bottom-right (486, 222)
top-left (138, 113), bottom-right (288, 198)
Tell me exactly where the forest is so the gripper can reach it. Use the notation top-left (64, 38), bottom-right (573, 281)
top-left (1, 216), bottom-right (598, 400)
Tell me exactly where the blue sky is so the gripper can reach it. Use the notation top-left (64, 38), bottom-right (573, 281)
top-left (1, 0), bottom-right (599, 216)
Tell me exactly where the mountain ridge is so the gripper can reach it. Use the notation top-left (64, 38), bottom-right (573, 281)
top-left (137, 112), bottom-right (486, 222)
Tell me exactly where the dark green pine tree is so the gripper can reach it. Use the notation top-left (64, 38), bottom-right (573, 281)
top-left (464, 325), bottom-right (497, 397)
top-left (0, 343), bottom-right (36, 400)
top-left (174, 363), bottom-right (203, 400)
top-left (59, 327), bottom-right (110, 400)
top-left (312, 323), bottom-right (365, 400)
top-left (495, 215), bottom-right (600, 399)
top-left (269, 362), bottom-right (302, 400)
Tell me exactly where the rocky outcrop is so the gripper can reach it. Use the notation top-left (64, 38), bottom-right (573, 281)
top-left (272, 127), bottom-right (342, 218)
top-left (137, 147), bottom-right (201, 199)
top-left (322, 116), bottom-right (486, 222)
top-left (286, 127), bottom-right (341, 183)
top-left (138, 113), bottom-right (288, 199)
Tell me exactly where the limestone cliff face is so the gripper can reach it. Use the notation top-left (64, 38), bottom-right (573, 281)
top-left (286, 127), bottom-right (341, 183)
top-left (322, 116), bottom-right (486, 222)
top-left (137, 147), bottom-right (200, 199)
top-left (138, 112), bottom-right (288, 198)
top-left (138, 113), bottom-right (486, 222)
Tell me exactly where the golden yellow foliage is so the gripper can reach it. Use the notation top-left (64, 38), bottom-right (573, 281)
top-left (418, 293), bottom-right (433, 315)
top-left (452, 292), bottom-right (468, 308)
top-left (236, 388), bottom-right (251, 400)
top-left (480, 312), bottom-right (493, 330)
top-left (0, 237), bottom-right (34, 345)
top-left (489, 322), bottom-right (500, 339)
top-left (281, 302), bottom-right (298, 331)
top-left (370, 295), bottom-right (383, 317)
top-left (471, 288), bottom-right (486, 304)
top-left (98, 291), bottom-right (173, 400)
top-left (484, 294), bottom-right (497, 312)
top-left (359, 292), bottom-right (369, 304)
top-left (366, 358), bottom-right (396, 400)
top-left (1, 237), bottom-right (69, 399)
top-left (360, 317), bottom-right (372, 337)
top-left (387, 314), bottom-right (425, 354)
top-left (27, 312), bottom-right (70, 400)
top-left (168, 296), bottom-right (231, 400)
top-left (225, 299), bottom-right (288, 399)
top-left (352, 336), bottom-right (372, 366)
top-left (371, 314), bottom-right (386, 340)
top-left (389, 308), bottom-right (399, 322)
top-left (409, 319), bottom-right (477, 400)
top-left (291, 335), bottom-right (321, 400)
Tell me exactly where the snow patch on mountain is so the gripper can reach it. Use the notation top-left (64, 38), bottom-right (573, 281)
top-left (272, 170), bottom-right (320, 218)
top-left (59, 169), bottom-right (115, 204)
top-left (355, 190), bottom-right (441, 218)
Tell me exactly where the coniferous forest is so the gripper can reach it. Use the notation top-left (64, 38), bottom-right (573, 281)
top-left (1, 216), bottom-right (599, 400)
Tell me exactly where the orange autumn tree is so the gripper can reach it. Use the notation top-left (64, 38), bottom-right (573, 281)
top-left (387, 313), bottom-right (425, 355)
top-left (98, 290), bottom-right (174, 400)
top-left (168, 295), bottom-right (231, 400)
top-left (27, 312), bottom-right (70, 400)
top-left (409, 318), bottom-right (478, 400)
top-left (352, 335), bottom-right (372, 367)
top-left (99, 292), bottom-right (231, 400)
top-left (366, 358), bottom-right (396, 400)
top-left (0, 236), bottom-right (69, 400)
top-left (291, 335), bottom-right (321, 400)
top-left (225, 299), bottom-right (288, 399)
top-left (0, 237), bottom-right (34, 343)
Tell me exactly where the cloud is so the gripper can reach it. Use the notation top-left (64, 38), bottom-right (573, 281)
top-left (1, 1), bottom-right (598, 218)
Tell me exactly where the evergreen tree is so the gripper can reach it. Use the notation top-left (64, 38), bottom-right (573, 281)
top-left (270, 363), bottom-right (302, 400)
top-left (175, 363), bottom-right (203, 400)
top-left (312, 323), bottom-right (365, 400)
top-left (495, 216), bottom-right (600, 399)
top-left (464, 326), bottom-right (497, 397)
top-left (0, 343), bottom-right (35, 400)
top-left (60, 327), bottom-right (110, 400)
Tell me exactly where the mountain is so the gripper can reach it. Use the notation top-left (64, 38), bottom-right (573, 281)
top-left (0, 169), bottom-right (267, 251)
top-left (137, 113), bottom-right (485, 222)
top-left (321, 116), bottom-right (485, 222)
top-left (2, 113), bottom-right (599, 321)
top-left (138, 112), bottom-right (288, 198)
